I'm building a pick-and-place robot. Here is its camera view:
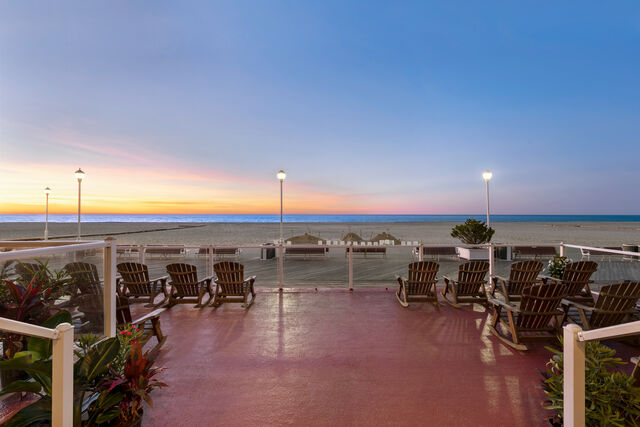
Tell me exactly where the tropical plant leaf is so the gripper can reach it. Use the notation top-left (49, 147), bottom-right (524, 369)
top-left (75, 337), bottom-right (119, 381)
top-left (5, 398), bottom-right (51, 427)
top-left (0, 379), bottom-right (42, 397)
top-left (27, 310), bottom-right (72, 359)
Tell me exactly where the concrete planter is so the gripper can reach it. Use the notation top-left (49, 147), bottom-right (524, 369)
top-left (456, 247), bottom-right (489, 260)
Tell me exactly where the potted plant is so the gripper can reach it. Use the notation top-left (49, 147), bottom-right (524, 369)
top-left (541, 341), bottom-right (640, 425)
top-left (546, 256), bottom-right (571, 279)
top-left (450, 219), bottom-right (495, 260)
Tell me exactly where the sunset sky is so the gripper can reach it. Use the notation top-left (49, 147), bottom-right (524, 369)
top-left (1, 2), bottom-right (639, 215)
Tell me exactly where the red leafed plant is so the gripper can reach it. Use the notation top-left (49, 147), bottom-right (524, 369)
top-left (108, 341), bottom-right (167, 425)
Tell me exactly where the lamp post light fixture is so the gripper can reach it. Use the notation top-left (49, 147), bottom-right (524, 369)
top-left (75, 168), bottom-right (85, 240)
top-left (276, 170), bottom-right (286, 244)
top-left (482, 170), bottom-right (493, 226)
top-left (43, 187), bottom-right (51, 240)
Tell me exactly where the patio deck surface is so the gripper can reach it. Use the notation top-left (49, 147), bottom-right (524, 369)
top-left (140, 288), bottom-right (637, 426)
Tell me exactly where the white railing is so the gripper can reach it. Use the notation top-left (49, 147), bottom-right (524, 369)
top-left (563, 320), bottom-right (640, 427)
top-left (0, 239), bottom-right (117, 337)
top-left (115, 242), bottom-right (564, 288)
top-left (0, 318), bottom-right (74, 427)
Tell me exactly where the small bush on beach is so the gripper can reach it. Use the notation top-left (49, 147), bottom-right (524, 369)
top-left (450, 219), bottom-right (495, 245)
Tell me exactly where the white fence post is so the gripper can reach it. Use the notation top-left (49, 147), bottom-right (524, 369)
top-left (418, 243), bottom-right (423, 262)
top-left (488, 243), bottom-right (495, 276)
top-left (563, 323), bottom-right (585, 427)
top-left (51, 322), bottom-right (74, 427)
top-left (278, 244), bottom-right (284, 291)
top-left (103, 238), bottom-right (117, 337)
top-left (348, 245), bottom-right (353, 290)
top-left (559, 242), bottom-right (565, 258)
top-left (207, 246), bottom-right (214, 277)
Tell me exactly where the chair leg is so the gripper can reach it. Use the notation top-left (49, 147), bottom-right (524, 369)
top-left (151, 317), bottom-right (166, 349)
top-left (396, 282), bottom-right (408, 307)
top-left (441, 281), bottom-right (459, 308)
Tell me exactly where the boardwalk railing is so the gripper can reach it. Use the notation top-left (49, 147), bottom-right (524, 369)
top-left (563, 320), bottom-right (640, 427)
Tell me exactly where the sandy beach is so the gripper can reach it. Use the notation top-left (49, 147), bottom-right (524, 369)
top-left (1, 221), bottom-right (640, 246)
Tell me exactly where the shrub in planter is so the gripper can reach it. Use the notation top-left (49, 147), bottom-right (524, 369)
top-left (546, 256), bottom-right (571, 280)
top-left (541, 341), bottom-right (640, 426)
top-left (450, 219), bottom-right (495, 246)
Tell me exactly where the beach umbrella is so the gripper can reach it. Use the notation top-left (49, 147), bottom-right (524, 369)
top-left (287, 233), bottom-right (323, 244)
top-left (370, 231), bottom-right (401, 244)
top-left (342, 232), bottom-right (364, 242)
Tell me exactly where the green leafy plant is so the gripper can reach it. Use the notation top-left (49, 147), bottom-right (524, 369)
top-left (547, 255), bottom-right (571, 280)
top-left (107, 341), bottom-right (167, 425)
top-left (450, 219), bottom-right (495, 245)
top-left (541, 341), bottom-right (640, 426)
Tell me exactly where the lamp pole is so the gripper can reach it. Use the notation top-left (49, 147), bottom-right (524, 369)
top-left (482, 170), bottom-right (493, 226)
top-left (75, 168), bottom-right (85, 240)
top-left (44, 187), bottom-right (51, 240)
top-left (277, 170), bottom-right (286, 243)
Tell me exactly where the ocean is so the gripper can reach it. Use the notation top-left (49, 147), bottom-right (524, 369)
top-left (1, 214), bottom-right (639, 223)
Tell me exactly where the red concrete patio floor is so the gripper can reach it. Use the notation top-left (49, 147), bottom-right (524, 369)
top-left (141, 289), bottom-right (636, 426)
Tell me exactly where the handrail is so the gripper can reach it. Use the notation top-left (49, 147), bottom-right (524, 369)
top-left (0, 319), bottom-right (74, 426)
top-left (0, 317), bottom-right (59, 339)
top-left (578, 319), bottom-right (640, 342)
top-left (0, 240), bottom-right (100, 249)
top-left (563, 243), bottom-right (640, 258)
top-left (0, 241), bottom-right (108, 262)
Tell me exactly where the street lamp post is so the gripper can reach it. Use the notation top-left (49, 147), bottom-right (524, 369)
top-left (44, 187), bottom-right (51, 240)
top-left (482, 170), bottom-right (493, 226)
top-left (276, 170), bottom-right (286, 243)
top-left (75, 168), bottom-right (85, 240)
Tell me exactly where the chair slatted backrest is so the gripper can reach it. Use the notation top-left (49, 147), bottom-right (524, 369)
top-left (589, 282), bottom-right (640, 329)
top-left (117, 262), bottom-right (153, 295)
top-left (455, 261), bottom-right (489, 294)
top-left (517, 283), bottom-right (567, 329)
top-left (506, 260), bottom-right (544, 296)
top-left (14, 262), bottom-right (45, 283)
top-left (116, 295), bottom-right (133, 325)
top-left (214, 262), bottom-right (245, 295)
top-left (406, 261), bottom-right (439, 295)
top-left (561, 261), bottom-right (598, 296)
top-left (64, 262), bottom-right (102, 295)
top-left (166, 263), bottom-right (200, 296)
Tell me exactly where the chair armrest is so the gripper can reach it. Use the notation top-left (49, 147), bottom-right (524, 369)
top-left (538, 274), bottom-right (558, 283)
top-left (395, 275), bottom-right (407, 283)
top-left (561, 299), bottom-right (595, 311)
top-left (492, 275), bottom-right (509, 284)
top-left (199, 275), bottom-right (214, 284)
top-left (487, 297), bottom-right (520, 313)
top-left (131, 308), bottom-right (166, 325)
top-left (442, 276), bottom-right (455, 284)
top-left (244, 276), bottom-right (256, 284)
top-left (151, 275), bottom-right (169, 284)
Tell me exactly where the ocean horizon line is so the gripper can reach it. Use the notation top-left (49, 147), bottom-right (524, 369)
top-left (1, 214), bottom-right (640, 224)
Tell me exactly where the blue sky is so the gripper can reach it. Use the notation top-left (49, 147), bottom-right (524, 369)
top-left (1, 1), bottom-right (639, 214)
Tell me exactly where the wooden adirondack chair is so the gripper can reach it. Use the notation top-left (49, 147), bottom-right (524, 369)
top-left (562, 281), bottom-right (640, 330)
top-left (64, 262), bottom-right (103, 295)
top-left (165, 263), bottom-right (213, 308)
top-left (488, 283), bottom-right (567, 350)
top-left (441, 261), bottom-right (490, 307)
top-left (64, 262), bottom-right (103, 333)
top-left (541, 261), bottom-right (597, 306)
top-left (14, 262), bottom-right (45, 283)
top-left (117, 262), bottom-right (169, 307)
top-left (490, 260), bottom-right (544, 303)
top-left (116, 295), bottom-right (166, 351)
top-left (395, 261), bottom-right (440, 307)
top-left (211, 262), bottom-right (256, 308)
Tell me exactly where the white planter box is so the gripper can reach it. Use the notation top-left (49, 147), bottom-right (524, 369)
top-left (456, 247), bottom-right (489, 260)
